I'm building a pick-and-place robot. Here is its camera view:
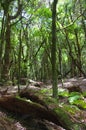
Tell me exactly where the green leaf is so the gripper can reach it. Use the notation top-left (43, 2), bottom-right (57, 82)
top-left (68, 95), bottom-right (81, 104)
top-left (36, 7), bottom-right (51, 18)
top-left (68, 92), bottom-right (83, 104)
top-left (73, 100), bottom-right (86, 109)
top-left (58, 88), bottom-right (69, 97)
top-left (69, 92), bottom-right (81, 97)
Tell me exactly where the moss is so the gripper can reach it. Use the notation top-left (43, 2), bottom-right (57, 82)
top-left (54, 107), bottom-right (74, 129)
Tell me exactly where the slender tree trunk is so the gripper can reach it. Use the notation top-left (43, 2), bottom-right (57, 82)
top-left (58, 48), bottom-right (62, 76)
top-left (79, 0), bottom-right (86, 41)
top-left (51, 0), bottom-right (58, 99)
top-left (64, 29), bottom-right (86, 77)
top-left (0, 15), bottom-right (5, 80)
top-left (1, 14), bottom-right (11, 82)
top-left (1, 0), bottom-right (22, 84)
top-left (74, 29), bottom-right (82, 76)
top-left (18, 29), bottom-right (22, 93)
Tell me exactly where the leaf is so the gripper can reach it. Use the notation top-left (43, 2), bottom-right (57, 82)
top-left (69, 92), bottom-right (81, 97)
top-left (58, 88), bottom-right (69, 97)
top-left (73, 100), bottom-right (86, 109)
top-left (68, 92), bottom-right (83, 104)
top-left (36, 7), bottom-right (51, 18)
top-left (68, 95), bottom-right (81, 104)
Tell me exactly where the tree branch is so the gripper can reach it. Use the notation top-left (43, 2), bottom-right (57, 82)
top-left (57, 9), bottom-right (86, 31)
top-left (9, 0), bottom-right (22, 20)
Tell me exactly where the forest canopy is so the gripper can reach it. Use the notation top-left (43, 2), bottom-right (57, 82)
top-left (0, 0), bottom-right (86, 87)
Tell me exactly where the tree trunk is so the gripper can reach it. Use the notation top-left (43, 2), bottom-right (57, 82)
top-left (1, 0), bottom-right (22, 84)
top-left (1, 14), bottom-right (11, 82)
top-left (0, 15), bottom-right (5, 81)
top-left (74, 29), bottom-right (82, 76)
top-left (64, 29), bottom-right (86, 77)
top-left (51, 0), bottom-right (58, 99)
top-left (18, 29), bottom-right (22, 93)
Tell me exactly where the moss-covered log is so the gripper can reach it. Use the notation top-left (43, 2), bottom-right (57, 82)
top-left (19, 90), bottom-right (48, 109)
top-left (0, 95), bottom-right (77, 130)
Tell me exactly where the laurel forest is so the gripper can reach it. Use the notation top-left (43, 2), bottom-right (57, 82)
top-left (0, 0), bottom-right (86, 130)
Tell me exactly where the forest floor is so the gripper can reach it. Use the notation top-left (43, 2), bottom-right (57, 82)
top-left (0, 77), bottom-right (86, 130)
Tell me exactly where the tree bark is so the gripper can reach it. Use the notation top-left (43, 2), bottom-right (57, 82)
top-left (1, 0), bottom-right (22, 84)
top-left (1, 13), bottom-right (11, 82)
top-left (51, 0), bottom-right (58, 99)
top-left (0, 15), bottom-right (5, 81)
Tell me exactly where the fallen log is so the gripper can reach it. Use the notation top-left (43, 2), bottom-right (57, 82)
top-left (19, 90), bottom-right (48, 109)
top-left (0, 95), bottom-right (76, 130)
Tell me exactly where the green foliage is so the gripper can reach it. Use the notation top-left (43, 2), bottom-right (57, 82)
top-left (68, 92), bottom-right (82, 104)
top-left (58, 88), bottom-right (69, 97)
top-left (54, 107), bottom-right (76, 130)
top-left (58, 89), bottom-right (86, 110)
top-left (44, 96), bottom-right (58, 105)
top-left (36, 7), bottom-right (51, 18)
top-left (0, 0), bottom-right (86, 129)
top-left (63, 104), bottom-right (80, 115)
top-left (67, 92), bottom-right (86, 109)
top-left (82, 92), bottom-right (86, 97)
top-left (0, 0), bottom-right (86, 96)
top-left (39, 88), bottom-right (52, 95)
top-left (73, 100), bottom-right (86, 109)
